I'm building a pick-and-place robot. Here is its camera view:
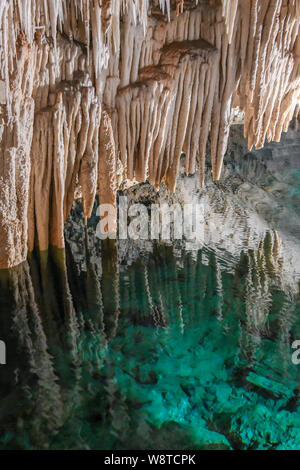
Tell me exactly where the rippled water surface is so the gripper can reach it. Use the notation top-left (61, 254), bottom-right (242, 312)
top-left (0, 235), bottom-right (299, 450)
top-left (0, 126), bottom-right (300, 450)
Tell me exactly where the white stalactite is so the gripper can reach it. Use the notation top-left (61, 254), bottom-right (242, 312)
top-left (0, 0), bottom-right (299, 267)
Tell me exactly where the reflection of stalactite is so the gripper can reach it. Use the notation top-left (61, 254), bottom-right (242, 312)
top-left (85, 250), bottom-right (105, 338)
top-left (245, 249), bottom-right (272, 337)
top-left (101, 239), bottom-right (120, 340)
top-left (0, 239), bottom-right (124, 448)
top-left (206, 251), bottom-right (223, 317)
top-left (143, 246), bottom-right (169, 329)
top-left (144, 264), bottom-right (157, 326)
top-left (0, 222), bottom-right (298, 448)
top-left (244, 231), bottom-right (283, 337)
top-left (215, 260), bottom-right (224, 321)
top-left (151, 246), bottom-right (169, 328)
top-left (162, 247), bottom-right (186, 331)
top-left (260, 230), bottom-right (283, 281)
top-left (28, 247), bottom-right (87, 440)
top-left (0, 262), bottom-right (63, 449)
top-left (232, 229), bottom-right (297, 372)
top-left (29, 248), bottom-right (79, 358)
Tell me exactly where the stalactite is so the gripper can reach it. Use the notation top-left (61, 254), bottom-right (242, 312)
top-left (99, 107), bottom-right (118, 234)
top-left (0, 0), bottom-right (300, 267)
top-left (222, 0), bottom-right (239, 44)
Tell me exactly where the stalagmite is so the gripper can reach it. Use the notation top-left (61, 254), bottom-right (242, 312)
top-left (0, 0), bottom-right (299, 267)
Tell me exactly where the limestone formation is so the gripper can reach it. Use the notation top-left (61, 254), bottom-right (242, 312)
top-left (0, 0), bottom-right (299, 267)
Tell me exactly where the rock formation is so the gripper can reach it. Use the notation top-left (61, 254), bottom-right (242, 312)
top-left (0, 0), bottom-right (300, 268)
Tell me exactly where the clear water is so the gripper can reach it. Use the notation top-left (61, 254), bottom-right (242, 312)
top-left (0, 236), bottom-right (299, 450)
top-left (1, 126), bottom-right (300, 450)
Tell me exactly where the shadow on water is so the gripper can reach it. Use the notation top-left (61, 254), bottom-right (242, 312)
top-left (0, 235), bottom-right (299, 450)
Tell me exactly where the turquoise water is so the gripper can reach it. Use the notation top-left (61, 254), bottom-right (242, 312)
top-left (0, 235), bottom-right (299, 450)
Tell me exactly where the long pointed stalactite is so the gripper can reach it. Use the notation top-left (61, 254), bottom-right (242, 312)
top-left (0, 0), bottom-right (300, 268)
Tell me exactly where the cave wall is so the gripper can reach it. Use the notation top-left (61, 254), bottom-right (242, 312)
top-left (0, 0), bottom-right (299, 268)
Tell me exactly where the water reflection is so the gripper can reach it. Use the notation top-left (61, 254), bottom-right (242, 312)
top-left (0, 231), bottom-right (299, 450)
top-left (0, 259), bottom-right (63, 449)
